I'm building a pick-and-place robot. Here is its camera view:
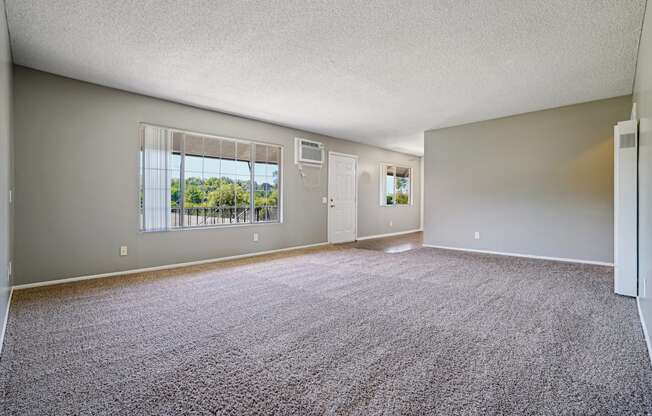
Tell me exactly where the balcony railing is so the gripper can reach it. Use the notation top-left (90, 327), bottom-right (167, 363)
top-left (171, 206), bottom-right (279, 227)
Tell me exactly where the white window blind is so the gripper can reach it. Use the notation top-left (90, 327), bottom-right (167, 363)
top-left (142, 125), bottom-right (172, 231)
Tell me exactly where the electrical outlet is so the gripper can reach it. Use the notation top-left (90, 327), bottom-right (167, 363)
top-left (253, 232), bottom-right (259, 242)
top-left (7, 261), bottom-right (11, 277)
top-left (120, 246), bottom-right (128, 256)
top-left (389, 221), bottom-right (393, 227)
top-left (474, 231), bottom-right (480, 240)
top-left (8, 189), bottom-right (12, 204)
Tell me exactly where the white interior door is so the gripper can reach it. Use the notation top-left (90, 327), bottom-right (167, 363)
top-left (328, 152), bottom-right (357, 243)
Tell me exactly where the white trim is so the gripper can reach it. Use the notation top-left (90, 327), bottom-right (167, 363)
top-left (0, 287), bottom-right (13, 356)
top-left (422, 244), bottom-right (614, 267)
top-left (638, 298), bottom-right (652, 367)
top-left (12, 242), bottom-right (330, 291)
top-left (419, 156), bottom-right (424, 230)
top-left (356, 228), bottom-right (423, 241)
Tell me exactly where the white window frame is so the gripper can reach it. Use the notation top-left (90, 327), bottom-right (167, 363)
top-left (379, 163), bottom-right (413, 207)
top-left (139, 123), bottom-right (283, 232)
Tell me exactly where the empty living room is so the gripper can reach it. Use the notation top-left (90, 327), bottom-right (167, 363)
top-left (2, 1), bottom-right (652, 414)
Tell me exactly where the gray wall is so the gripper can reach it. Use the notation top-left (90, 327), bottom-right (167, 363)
top-left (634, 3), bottom-right (652, 350)
top-left (0, 1), bottom-right (13, 338)
top-left (13, 67), bottom-right (421, 285)
top-left (423, 96), bottom-right (632, 263)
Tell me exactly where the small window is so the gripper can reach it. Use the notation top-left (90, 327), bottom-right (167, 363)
top-left (140, 124), bottom-right (282, 231)
top-left (380, 164), bottom-right (412, 206)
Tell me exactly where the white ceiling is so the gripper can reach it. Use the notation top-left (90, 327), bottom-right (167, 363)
top-left (5, 0), bottom-right (647, 155)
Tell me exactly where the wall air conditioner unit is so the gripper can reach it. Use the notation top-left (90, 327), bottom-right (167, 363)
top-left (614, 119), bottom-right (638, 297)
top-left (295, 137), bottom-right (324, 166)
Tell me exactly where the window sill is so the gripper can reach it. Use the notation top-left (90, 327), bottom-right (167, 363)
top-left (140, 221), bottom-right (283, 234)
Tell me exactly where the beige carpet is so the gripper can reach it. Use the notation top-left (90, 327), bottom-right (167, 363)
top-left (1, 246), bottom-right (651, 415)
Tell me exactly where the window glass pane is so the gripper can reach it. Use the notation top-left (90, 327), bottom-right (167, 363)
top-left (170, 169), bottom-right (181, 227)
top-left (204, 138), bottom-right (220, 174)
top-left (204, 138), bottom-right (220, 158)
top-left (266, 156), bottom-right (278, 177)
top-left (172, 132), bottom-right (183, 153)
top-left (254, 144), bottom-right (280, 222)
top-left (184, 158), bottom-right (202, 179)
top-left (221, 140), bottom-right (237, 175)
top-left (202, 172), bottom-right (221, 226)
top-left (235, 177), bottom-right (250, 222)
top-left (204, 156), bottom-right (220, 175)
top-left (170, 131), bottom-right (184, 227)
top-left (385, 166), bottom-right (395, 205)
top-left (185, 134), bottom-right (203, 156)
top-left (255, 144), bottom-right (267, 162)
top-left (181, 135), bottom-right (203, 227)
top-left (395, 167), bottom-right (410, 205)
top-left (268, 146), bottom-right (280, 163)
top-left (216, 181), bottom-right (236, 224)
top-left (184, 135), bottom-right (204, 174)
top-left (231, 142), bottom-right (251, 223)
top-left (236, 142), bottom-right (252, 176)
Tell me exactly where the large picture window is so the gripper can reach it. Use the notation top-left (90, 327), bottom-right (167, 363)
top-left (380, 164), bottom-right (412, 206)
top-left (140, 124), bottom-right (281, 231)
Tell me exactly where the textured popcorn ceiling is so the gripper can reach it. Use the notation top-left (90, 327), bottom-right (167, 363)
top-left (5, 0), bottom-right (647, 155)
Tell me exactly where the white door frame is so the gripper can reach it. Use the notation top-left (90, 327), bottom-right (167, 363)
top-left (328, 151), bottom-right (358, 243)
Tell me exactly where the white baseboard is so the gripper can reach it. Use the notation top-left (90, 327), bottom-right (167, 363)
top-left (12, 242), bottom-right (330, 291)
top-left (0, 287), bottom-right (13, 356)
top-left (638, 298), bottom-right (652, 367)
top-left (422, 244), bottom-right (614, 267)
top-left (356, 228), bottom-right (422, 241)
